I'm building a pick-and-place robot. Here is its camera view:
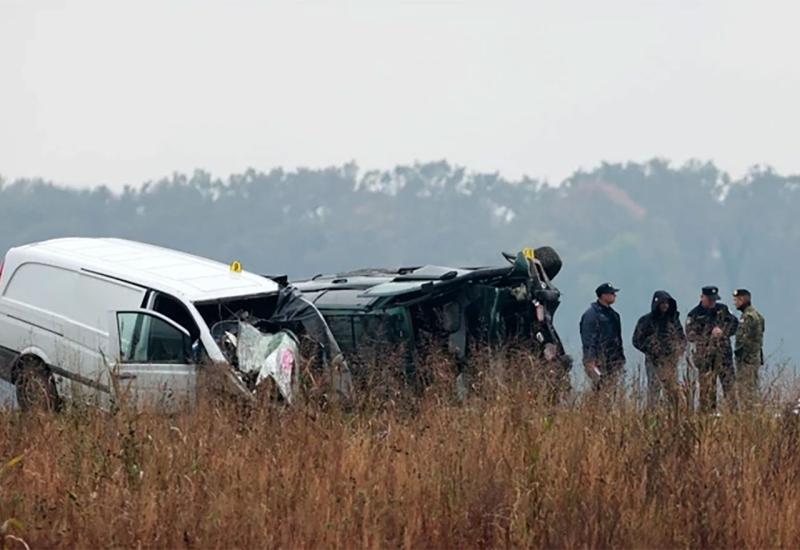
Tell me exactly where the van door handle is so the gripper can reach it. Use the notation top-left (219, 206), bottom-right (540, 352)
top-left (114, 373), bottom-right (137, 380)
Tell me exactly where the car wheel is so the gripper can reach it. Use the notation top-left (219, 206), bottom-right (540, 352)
top-left (14, 356), bottom-right (60, 412)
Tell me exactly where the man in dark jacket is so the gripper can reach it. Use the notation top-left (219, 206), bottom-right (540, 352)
top-left (580, 282), bottom-right (625, 392)
top-left (633, 290), bottom-right (687, 409)
top-left (686, 286), bottom-right (739, 412)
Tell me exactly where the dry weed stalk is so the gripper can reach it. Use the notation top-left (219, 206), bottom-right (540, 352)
top-left (1, 353), bottom-right (799, 548)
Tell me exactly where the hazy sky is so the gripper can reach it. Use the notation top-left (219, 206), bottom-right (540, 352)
top-left (1, 0), bottom-right (799, 188)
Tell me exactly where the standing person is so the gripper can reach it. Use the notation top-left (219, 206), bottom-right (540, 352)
top-left (580, 283), bottom-right (625, 392)
top-left (686, 286), bottom-right (739, 413)
top-left (732, 289), bottom-right (765, 407)
top-left (633, 291), bottom-right (687, 409)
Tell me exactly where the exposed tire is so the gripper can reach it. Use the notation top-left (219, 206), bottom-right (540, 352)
top-left (14, 356), bottom-right (60, 412)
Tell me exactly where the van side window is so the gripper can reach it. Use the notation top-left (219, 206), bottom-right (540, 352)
top-left (116, 312), bottom-right (190, 364)
top-left (326, 316), bottom-right (356, 352)
top-left (152, 293), bottom-right (200, 341)
top-left (325, 314), bottom-right (394, 353)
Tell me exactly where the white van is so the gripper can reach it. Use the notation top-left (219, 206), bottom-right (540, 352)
top-left (0, 238), bottom-right (347, 410)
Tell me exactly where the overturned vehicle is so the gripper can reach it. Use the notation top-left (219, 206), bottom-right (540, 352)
top-left (293, 248), bottom-right (571, 394)
top-left (0, 238), bottom-right (351, 411)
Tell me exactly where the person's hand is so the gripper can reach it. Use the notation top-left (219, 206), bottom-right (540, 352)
top-left (584, 361), bottom-right (602, 381)
top-left (543, 343), bottom-right (558, 362)
top-left (711, 327), bottom-right (723, 338)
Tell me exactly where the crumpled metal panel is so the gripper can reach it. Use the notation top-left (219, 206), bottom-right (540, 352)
top-left (236, 323), bottom-right (299, 403)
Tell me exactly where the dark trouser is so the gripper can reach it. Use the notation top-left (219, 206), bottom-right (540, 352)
top-left (694, 352), bottom-right (735, 413)
top-left (585, 360), bottom-right (624, 394)
top-left (737, 361), bottom-right (760, 408)
top-left (645, 355), bottom-right (680, 410)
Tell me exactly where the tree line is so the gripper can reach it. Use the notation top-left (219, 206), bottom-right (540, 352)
top-left (1, 159), bottom-right (797, 369)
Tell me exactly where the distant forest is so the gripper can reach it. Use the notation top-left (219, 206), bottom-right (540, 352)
top-left (1, 160), bottom-right (797, 370)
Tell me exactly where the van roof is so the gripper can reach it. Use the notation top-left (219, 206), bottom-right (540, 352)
top-left (11, 238), bottom-right (278, 301)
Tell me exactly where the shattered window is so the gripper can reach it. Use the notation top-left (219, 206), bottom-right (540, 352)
top-left (195, 294), bottom-right (278, 330)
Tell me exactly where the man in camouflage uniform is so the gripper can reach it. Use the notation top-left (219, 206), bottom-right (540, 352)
top-left (733, 289), bottom-right (765, 407)
top-left (686, 286), bottom-right (739, 412)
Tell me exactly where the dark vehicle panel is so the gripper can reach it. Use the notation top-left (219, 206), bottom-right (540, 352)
top-left (294, 248), bottom-right (570, 381)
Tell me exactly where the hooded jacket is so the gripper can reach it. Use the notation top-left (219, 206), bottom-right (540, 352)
top-left (633, 290), bottom-right (687, 361)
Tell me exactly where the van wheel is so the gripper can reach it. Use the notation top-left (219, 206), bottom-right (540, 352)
top-left (15, 357), bottom-right (60, 412)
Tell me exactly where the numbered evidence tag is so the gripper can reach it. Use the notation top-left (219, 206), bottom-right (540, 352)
top-left (230, 260), bottom-right (243, 273)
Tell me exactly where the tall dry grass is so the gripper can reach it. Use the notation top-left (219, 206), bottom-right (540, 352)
top-left (2, 355), bottom-right (800, 549)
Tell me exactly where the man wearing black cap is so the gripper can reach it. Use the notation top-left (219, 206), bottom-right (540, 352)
top-left (580, 283), bottom-right (625, 392)
top-left (732, 289), bottom-right (765, 407)
top-left (686, 286), bottom-right (739, 412)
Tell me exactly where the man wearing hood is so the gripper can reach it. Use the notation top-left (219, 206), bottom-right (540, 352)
top-left (633, 291), bottom-right (687, 409)
top-left (686, 286), bottom-right (739, 412)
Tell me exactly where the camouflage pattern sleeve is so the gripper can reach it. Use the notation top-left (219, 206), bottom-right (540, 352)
top-left (736, 308), bottom-right (765, 364)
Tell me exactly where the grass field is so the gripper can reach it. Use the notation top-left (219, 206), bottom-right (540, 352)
top-left (2, 358), bottom-right (800, 549)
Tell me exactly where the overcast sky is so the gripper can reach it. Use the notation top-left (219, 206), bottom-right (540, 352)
top-left (1, 0), bottom-right (798, 189)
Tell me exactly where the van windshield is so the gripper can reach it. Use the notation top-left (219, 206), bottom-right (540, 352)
top-left (194, 293), bottom-right (278, 334)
